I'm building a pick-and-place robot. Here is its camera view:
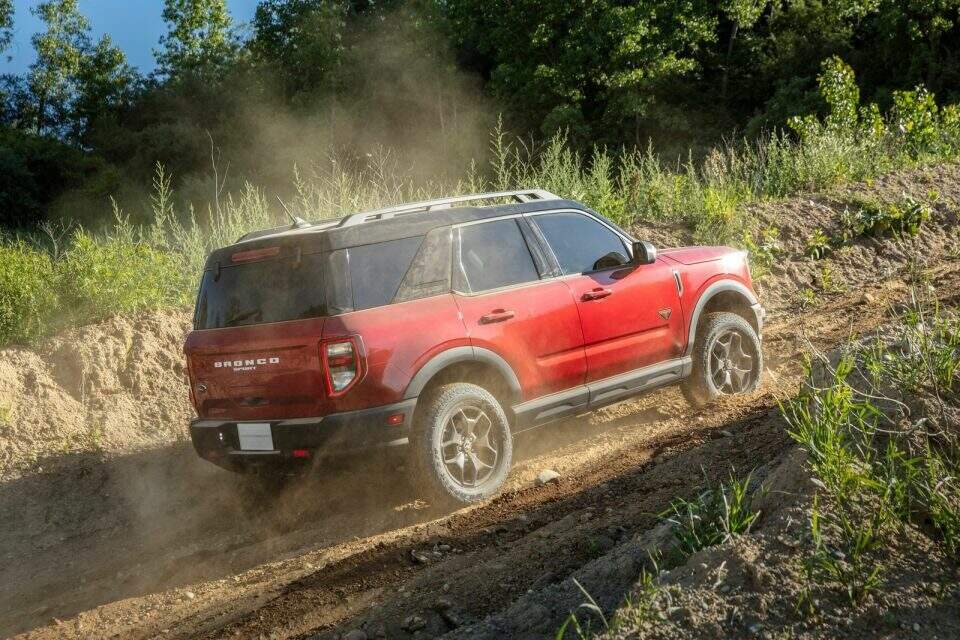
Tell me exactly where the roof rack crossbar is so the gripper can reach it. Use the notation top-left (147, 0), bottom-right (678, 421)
top-left (337, 189), bottom-right (559, 228)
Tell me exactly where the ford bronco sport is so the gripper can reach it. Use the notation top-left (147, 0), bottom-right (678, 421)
top-left (185, 190), bottom-right (764, 504)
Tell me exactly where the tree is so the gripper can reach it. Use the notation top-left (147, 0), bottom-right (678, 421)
top-left (28, 0), bottom-right (90, 135)
top-left (441, 0), bottom-right (715, 145)
top-left (73, 35), bottom-right (137, 145)
top-left (719, 0), bottom-right (770, 96)
top-left (155, 0), bottom-right (238, 80)
top-left (0, 0), bottom-right (13, 57)
top-left (24, 0), bottom-right (134, 141)
top-left (251, 0), bottom-right (348, 99)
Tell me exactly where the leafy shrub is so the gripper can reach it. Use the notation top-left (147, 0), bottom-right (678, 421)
top-left (785, 303), bottom-right (960, 611)
top-left (805, 228), bottom-right (832, 260)
top-left (892, 87), bottom-right (941, 156)
top-left (58, 224), bottom-right (193, 324)
top-left (0, 242), bottom-right (60, 344)
top-left (841, 195), bottom-right (930, 239)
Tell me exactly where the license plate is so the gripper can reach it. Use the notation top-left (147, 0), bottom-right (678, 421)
top-left (237, 423), bottom-right (274, 451)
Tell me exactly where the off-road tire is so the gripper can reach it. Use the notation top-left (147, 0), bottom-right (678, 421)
top-left (681, 311), bottom-right (763, 408)
top-left (411, 383), bottom-right (513, 506)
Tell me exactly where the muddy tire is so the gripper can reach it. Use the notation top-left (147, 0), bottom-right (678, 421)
top-left (681, 311), bottom-right (763, 408)
top-left (411, 383), bottom-right (513, 506)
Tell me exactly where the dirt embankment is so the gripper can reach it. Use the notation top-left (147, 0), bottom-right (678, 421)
top-left (0, 309), bottom-right (192, 481)
top-left (3, 163), bottom-right (960, 639)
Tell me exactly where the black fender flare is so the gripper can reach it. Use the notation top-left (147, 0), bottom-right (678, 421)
top-left (683, 280), bottom-right (760, 356)
top-left (403, 346), bottom-right (522, 403)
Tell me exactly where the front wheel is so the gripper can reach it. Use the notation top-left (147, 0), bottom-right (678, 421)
top-left (681, 311), bottom-right (763, 407)
top-left (412, 383), bottom-right (513, 506)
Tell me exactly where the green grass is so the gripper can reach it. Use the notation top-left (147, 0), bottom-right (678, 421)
top-left (660, 472), bottom-right (760, 559)
top-left (784, 298), bottom-right (960, 613)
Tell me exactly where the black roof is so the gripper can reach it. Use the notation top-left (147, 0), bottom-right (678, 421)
top-left (204, 198), bottom-right (589, 270)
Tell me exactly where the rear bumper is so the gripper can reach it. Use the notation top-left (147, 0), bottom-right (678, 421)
top-left (190, 398), bottom-right (417, 471)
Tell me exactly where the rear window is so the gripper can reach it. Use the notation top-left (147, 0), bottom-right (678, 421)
top-left (194, 253), bottom-right (327, 329)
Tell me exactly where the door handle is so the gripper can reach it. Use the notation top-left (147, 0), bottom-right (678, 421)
top-left (479, 309), bottom-right (515, 324)
top-left (581, 288), bottom-right (613, 301)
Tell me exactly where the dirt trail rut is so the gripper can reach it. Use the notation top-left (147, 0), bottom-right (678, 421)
top-left (5, 164), bottom-right (960, 639)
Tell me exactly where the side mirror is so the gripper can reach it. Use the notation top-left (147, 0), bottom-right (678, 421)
top-left (631, 240), bottom-right (657, 265)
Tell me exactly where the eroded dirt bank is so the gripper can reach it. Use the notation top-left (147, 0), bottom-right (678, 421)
top-left (4, 164), bottom-right (960, 639)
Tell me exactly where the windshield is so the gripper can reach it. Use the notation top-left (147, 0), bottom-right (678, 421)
top-left (194, 253), bottom-right (327, 329)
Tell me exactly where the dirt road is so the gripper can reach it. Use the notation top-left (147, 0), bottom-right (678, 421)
top-left (5, 166), bottom-right (960, 639)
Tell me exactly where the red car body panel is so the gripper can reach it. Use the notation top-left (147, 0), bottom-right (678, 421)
top-left (320, 294), bottom-right (470, 412)
top-left (185, 247), bottom-right (758, 421)
top-left (184, 317), bottom-right (327, 420)
top-left (455, 280), bottom-right (586, 401)
top-left (564, 257), bottom-right (686, 381)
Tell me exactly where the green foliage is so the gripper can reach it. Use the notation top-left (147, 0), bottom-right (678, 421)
top-left (28, 0), bottom-right (90, 135)
top-left (862, 300), bottom-right (960, 396)
top-left (805, 228), bottom-right (832, 260)
top-left (58, 221), bottom-right (193, 324)
top-left (740, 226), bottom-right (782, 281)
top-left (251, 0), bottom-right (347, 98)
top-left (0, 207), bottom-right (193, 344)
top-left (23, 0), bottom-right (134, 141)
top-left (155, 0), bottom-right (238, 80)
top-left (0, 242), bottom-right (59, 345)
top-left (440, 0), bottom-right (716, 145)
top-left (784, 303), bottom-right (960, 610)
top-left (0, 0), bottom-right (13, 54)
top-left (836, 194), bottom-right (932, 241)
top-left (893, 86), bottom-right (943, 156)
top-left (807, 193), bottom-right (931, 261)
top-left (661, 472), bottom-right (760, 558)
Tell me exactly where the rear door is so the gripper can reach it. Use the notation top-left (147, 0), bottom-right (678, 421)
top-left (452, 217), bottom-right (586, 401)
top-left (529, 210), bottom-right (684, 382)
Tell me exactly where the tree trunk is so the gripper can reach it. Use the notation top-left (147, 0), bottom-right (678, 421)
top-left (722, 23), bottom-right (739, 100)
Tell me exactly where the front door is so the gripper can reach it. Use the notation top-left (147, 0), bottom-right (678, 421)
top-left (529, 210), bottom-right (684, 382)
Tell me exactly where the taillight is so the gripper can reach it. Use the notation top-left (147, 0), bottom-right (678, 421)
top-left (321, 338), bottom-right (363, 395)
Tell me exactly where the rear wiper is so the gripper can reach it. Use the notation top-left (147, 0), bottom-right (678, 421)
top-left (224, 310), bottom-right (262, 326)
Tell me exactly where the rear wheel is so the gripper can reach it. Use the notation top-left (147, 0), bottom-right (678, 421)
top-left (681, 311), bottom-right (762, 407)
top-left (412, 383), bottom-right (513, 506)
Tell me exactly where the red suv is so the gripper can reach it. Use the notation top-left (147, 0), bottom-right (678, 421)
top-left (185, 190), bottom-right (764, 504)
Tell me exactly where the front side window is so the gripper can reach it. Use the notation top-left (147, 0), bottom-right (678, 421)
top-left (456, 218), bottom-right (540, 293)
top-left (533, 211), bottom-right (629, 274)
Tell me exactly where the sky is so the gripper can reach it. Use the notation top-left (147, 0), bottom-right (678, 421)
top-left (1, 0), bottom-right (260, 75)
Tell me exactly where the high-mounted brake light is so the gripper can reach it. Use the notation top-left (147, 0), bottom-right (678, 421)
top-left (321, 338), bottom-right (363, 395)
top-left (231, 246), bottom-right (280, 263)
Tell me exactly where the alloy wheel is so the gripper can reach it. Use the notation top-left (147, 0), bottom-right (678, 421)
top-left (709, 329), bottom-right (756, 394)
top-left (439, 404), bottom-right (500, 488)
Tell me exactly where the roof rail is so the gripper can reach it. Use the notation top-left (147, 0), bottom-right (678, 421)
top-left (336, 189), bottom-right (560, 228)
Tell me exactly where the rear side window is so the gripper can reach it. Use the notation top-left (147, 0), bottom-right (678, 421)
top-left (346, 236), bottom-right (423, 310)
top-left (194, 253), bottom-right (326, 329)
top-left (456, 219), bottom-right (539, 292)
top-left (533, 211), bottom-right (628, 274)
